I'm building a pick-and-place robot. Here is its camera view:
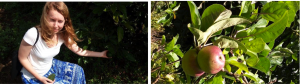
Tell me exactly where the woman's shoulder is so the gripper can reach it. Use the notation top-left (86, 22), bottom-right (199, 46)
top-left (26, 27), bottom-right (39, 33)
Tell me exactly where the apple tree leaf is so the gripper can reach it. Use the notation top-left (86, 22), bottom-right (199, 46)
top-left (244, 38), bottom-right (265, 53)
top-left (213, 36), bottom-right (247, 53)
top-left (117, 27), bottom-right (124, 42)
top-left (226, 56), bottom-right (249, 72)
top-left (167, 52), bottom-right (180, 68)
top-left (161, 35), bottom-right (166, 45)
top-left (245, 49), bottom-right (259, 67)
top-left (244, 72), bottom-right (265, 84)
top-left (252, 57), bottom-right (271, 74)
top-left (201, 4), bottom-right (226, 31)
top-left (187, 1), bottom-right (201, 29)
top-left (165, 34), bottom-right (179, 51)
top-left (173, 44), bottom-right (184, 58)
top-left (236, 11), bottom-right (289, 43)
top-left (204, 18), bottom-right (251, 43)
top-left (206, 72), bottom-right (225, 84)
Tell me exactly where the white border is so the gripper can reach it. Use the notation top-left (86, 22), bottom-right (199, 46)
top-left (148, 1), bottom-right (151, 84)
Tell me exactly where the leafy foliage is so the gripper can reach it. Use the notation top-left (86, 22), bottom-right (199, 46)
top-left (151, 1), bottom-right (299, 84)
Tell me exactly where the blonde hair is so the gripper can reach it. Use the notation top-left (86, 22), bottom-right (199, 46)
top-left (36, 2), bottom-right (80, 47)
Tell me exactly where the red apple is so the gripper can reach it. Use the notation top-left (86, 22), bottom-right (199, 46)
top-left (182, 49), bottom-right (205, 77)
top-left (197, 46), bottom-right (225, 74)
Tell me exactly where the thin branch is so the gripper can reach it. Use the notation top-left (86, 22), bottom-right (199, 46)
top-left (267, 79), bottom-right (277, 84)
top-left (224, 70), bottom-right (241, 83)
top-left (152, 71), bottom-right (160, 84)
top-left (242, 75), bottom-right (249, 84)
top-left (151, 1), bottom-right (158, 13)
top-left (151, 59), bottom-right (182, 72)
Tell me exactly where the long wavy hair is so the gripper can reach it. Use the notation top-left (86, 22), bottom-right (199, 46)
top-left (36, 2), bottom-right (80, 47)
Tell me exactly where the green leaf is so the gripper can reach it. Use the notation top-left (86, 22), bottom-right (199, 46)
top-left (252, 57), bottom-right (270, 74)
top-left (214, 10), bottom-right (232, 23)
top-left (239, 1), bottom-right (254, 18)
top-left (165, 34), bottom-right (179, 51)
top-left (223, 74), bottom-right (235, 81)
top-left (186, 73), bottom-right (191, 84)
top-left (261, 2), bottom-right (295, 27)
top-left (237, 11), bottom-right (289, 43)
top-left (187, 24), bottom-right (205, 45)
top-left (201, 4), bottom-right (226, 31)
top-left (124, 22), bottom-right (135, 33)
top-left (47, 74), bottom-right (55, 81)
top-left (269, 55), bottom-right (284, 66)
top-left (251, 18), bottom-right (269, 29)
top-left (204, 18), bottom-right (251, 41)
top-left (88, 38), bottom-right (91, 45)
top-left (167, 52), bottom-right (180, 68)
top-left (226, 56), bottom-right (249, 72)
top-left (206, 72), bottom-right (225, 84)
top-left (292, 54), bottom-right (298, 61)
top-left (243, 72), bottom-right (265, 84)
top-left (161, 35), bottom-right (166, 45)
top-left (165, 8), bottom-right (173, 14)
top-left (224, 63), bottom-right (231, 72)
top-left (213, 37), bottom-right (238, 48)
top-left (279, 1), bottom-right (299, 27)
top-left (117, 27), bottom-right (124, 42)
top-left (261, 2), bottom-right (289, 22)
top-left (172, 3), bottom-right (180, 12)
top-left (187, 1), bottom-right (201, 29)
top-left (245, 49), bottom-right (259, 67)
top-left (83, 46), bottom-right (88, 50)
top-left (161, 57), bottom-right (166, 71)
top-left (244, 38), bottom-right (265, 53)
top-left (259, 43), bottom-right (271, 57)
top-left (157, 15), bottom-right (168, 24)
top-left (249, 8), bottom-right (259, 21)
top-left (290, 80), bottom-right (295, 84)
top-left (279, 1), bottom-right (300, 13)
top-left (172, 44), bottom-right (183, 58)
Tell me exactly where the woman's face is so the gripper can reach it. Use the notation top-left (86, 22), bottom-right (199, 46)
top-left (47, 9), bottom-right (65, 34)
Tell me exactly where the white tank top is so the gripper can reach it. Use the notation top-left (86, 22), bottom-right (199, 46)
top-left (21, 27), bottom-right (64, 79)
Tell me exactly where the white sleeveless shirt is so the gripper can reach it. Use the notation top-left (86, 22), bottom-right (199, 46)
top-left (21, 27), bottom-right (64, 79)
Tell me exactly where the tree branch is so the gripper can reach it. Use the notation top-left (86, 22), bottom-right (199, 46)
top-left (152, 71), bottom-right (161, 84)
top-left (224, 70), bottom-right (241, 83)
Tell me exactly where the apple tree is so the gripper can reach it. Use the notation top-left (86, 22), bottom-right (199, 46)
top-left (151, 1), bottom-right (299, 84)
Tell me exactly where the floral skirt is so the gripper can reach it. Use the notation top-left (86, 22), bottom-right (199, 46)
top-left (21, 58), bottom-right (86, 84)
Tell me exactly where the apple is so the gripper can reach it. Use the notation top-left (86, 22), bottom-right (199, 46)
top-left (197, 46), bottom-right (225, 74)
top-left (182, 49), bottom-right (205, 77)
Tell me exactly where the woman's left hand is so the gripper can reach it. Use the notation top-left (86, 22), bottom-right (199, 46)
top-left (101, 50), bottom-right (111, 58)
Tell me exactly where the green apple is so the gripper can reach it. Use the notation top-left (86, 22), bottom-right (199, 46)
top-left (197, 46), bottom-right (225, 74)
top-left (182, 49), bottom-right (205, 77)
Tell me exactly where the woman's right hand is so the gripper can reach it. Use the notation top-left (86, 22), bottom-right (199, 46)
top-left (38, 76), bottom-right (55, 84)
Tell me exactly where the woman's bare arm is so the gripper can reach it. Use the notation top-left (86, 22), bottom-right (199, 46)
top-left (18, 39), bottom-right (54, 83)
top-left (66, 43), bottom-right (110, 58)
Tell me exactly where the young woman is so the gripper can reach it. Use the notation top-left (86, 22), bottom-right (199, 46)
top-left (18, 2), bottom-right (110, 84)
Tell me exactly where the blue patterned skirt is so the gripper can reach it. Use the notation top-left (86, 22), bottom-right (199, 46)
top-left (21, 58), bottom-right (86, 84)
